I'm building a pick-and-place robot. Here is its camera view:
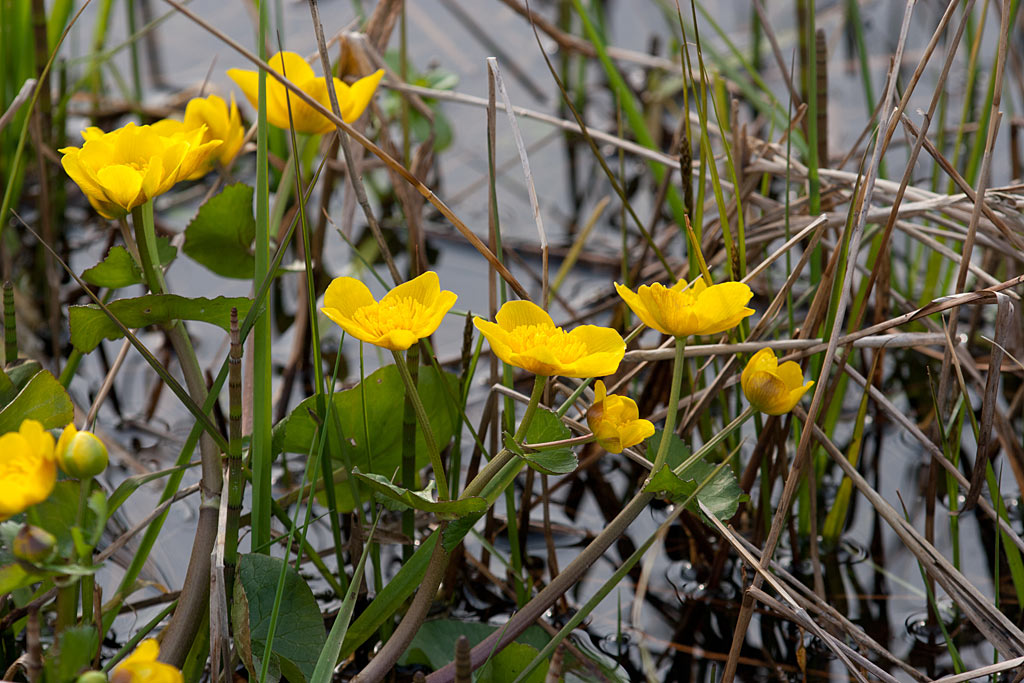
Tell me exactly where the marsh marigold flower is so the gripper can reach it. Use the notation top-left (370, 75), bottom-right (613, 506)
top-left (60, 122), bottom-right (221, 219)
top-left (587, 380), bottom-right (655, 454)
top-left (0, 419), bottom-right (56, 521)
top-left (110, 640), bottom-right (183, 683)
top-left (741, 348), bottom-right (814, 415)
top-left (474, 301), bottom-right (625, 378)
top-left (153, 94), bottom-right (245, 177)
top-left (56, 423), bottom-right (109, 479)
top-left (615, 279), bottom-right (754, 338)
top-left (228, 51), bottom-right (384, 134)
top-left (321, 271), bottom-right (457, 351)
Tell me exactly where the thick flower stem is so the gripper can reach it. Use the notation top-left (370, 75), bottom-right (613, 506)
top-left (461, 374), bottom-right (547, 500)
top-left (648, 337), bottom-right (686, 477)
top-left (130, 202), bottom-right (223, 665)
top-left (391, 349), bottom-right (449, 500)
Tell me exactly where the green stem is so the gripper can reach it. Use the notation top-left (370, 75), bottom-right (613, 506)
top-left (649, 337), bottom-right (686, 477)
top-left (461, 374), bottom-right (547, 500)
top-left (391, 349), bottom-right (450, 500)
top-left (76, 476), bottom-right (94, 623)
top-left (129, 201), bottom-right (223, 665)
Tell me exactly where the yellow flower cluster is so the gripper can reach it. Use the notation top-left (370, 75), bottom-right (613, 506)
top-left (61, 51), bottom-right (384, 219)
top-left (60, 122), bottom-right (222, 218)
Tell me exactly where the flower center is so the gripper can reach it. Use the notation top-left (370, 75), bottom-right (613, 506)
top-left (510, 324), bottom-right (588, 361)
top-left (352, 296), bottom-right (430, 335)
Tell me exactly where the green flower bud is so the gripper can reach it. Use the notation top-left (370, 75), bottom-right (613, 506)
top-left (12, 524), bottom-right (56, 563)
top-left (76, 671), bottom-right (109, 683)
top-left (56, 423), bottom-right (108, 478)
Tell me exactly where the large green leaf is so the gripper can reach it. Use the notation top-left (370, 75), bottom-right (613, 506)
top-left (400, 619), bottom-right (549, 682)
top-left (69, 295), bottom-right (253, 353)
top-left (0, 365), bottom-right (73, 433)
top-left (81, 238), bottom-right (176, 288)
top-left (274, 364), bottom-right (458, 512)
top-left (183, 183), bottom-right (256, 279)
top-left (232, 553), bottom-right (326, 683)
top-left (643, 430), bottom-right (744, 520)
top-left (352, 470), bottom-right (486, 517)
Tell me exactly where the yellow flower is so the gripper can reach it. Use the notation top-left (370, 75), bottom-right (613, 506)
top-left (227, 51), bottom-right (384, 134)
top-left (59, 122), bottom-right (221, 219)
top-left (0, 419), bottom-right (56, 521)
top-left (615, 279), bottom-right (754, 338)
top-left (321, 271), bottom-right (457, 351)
top-left (152, 94), bottom-right (245, 178)
top-left (473, 301), bottom-right (625, 378)
top-left (586, 380), bottom-right (655, 454)
top-left (741, 348), bottom-right (814, 415)
top-left (56, 423), bottom-right (109, 479)
top-left (110, 640), bottom-right (183, 683)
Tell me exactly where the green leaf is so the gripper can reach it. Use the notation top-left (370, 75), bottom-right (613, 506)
top-left (643, 430), bottom-right (744, 520)
top-left (43, 625), bottom-right (98, 683)
top-left (82, 238), bottom-right (176, 288)
top-left (0, 367), bottom-right (73, 433)
top-left (183, 183), bottom-right (256, 279)
top-left (32, 481), bottom-right (81, 558)
top-left (232, 554), bottom-right (326, 683)
top-left (274, 364), bottom-right (458, 512)
top-left (399, 619), bottom-right (549, 682)
top-left (352, 470), bottom-right (487, 517)
top-left (69, 295), bottom-right (253, 353)
top-left (0, 563), bottom-right (34, 594)
top-left (517, 409), bottom-right (577, 475)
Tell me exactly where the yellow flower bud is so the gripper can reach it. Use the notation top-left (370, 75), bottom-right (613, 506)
top-left (12, 524), bottom-right (56, 563)
top-left (741, 348), bottom-right (814, 415)
top-left (56, 423), bottom-right (109, 478)
top-left (586, 380), bottom-right (655, 454)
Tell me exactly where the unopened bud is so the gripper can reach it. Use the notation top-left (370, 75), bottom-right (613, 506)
top-left (76, 671), bottom-right (108, 683)
top-left (12, 524), bottom-right (56, 563)
top-left (56, 423), bottom-right (108, 478)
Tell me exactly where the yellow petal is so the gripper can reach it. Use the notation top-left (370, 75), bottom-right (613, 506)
top-left (692, 281), bottom-right (754, 335)
top-left (616, 282), bottom-right (664, 334)
top-left (775, 361), bottom-right (806, 390)
top-left (340, 69), bottom-right (384, 122)
top-left (95, 165), bottom-right (144, 213)
top-left (495, 300), bottom-right (554, 330)
top-left (383, 271), bottom-right (441, 307)
top-left (227, 68), bottom-right (259, 110)
top-left (593, 380), bottom-right (607, 404)
top-left (323, 277), bottom-right (377, 318)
